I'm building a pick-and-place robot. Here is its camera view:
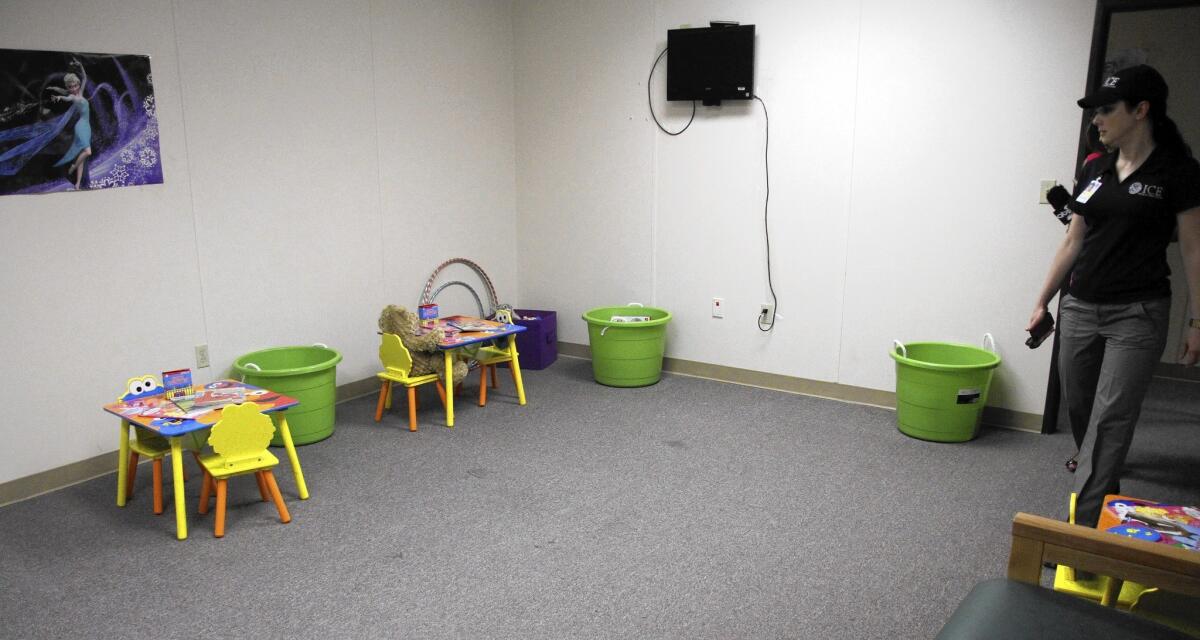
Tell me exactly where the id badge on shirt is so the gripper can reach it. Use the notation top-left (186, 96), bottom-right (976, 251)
top-left (1076, 178), bottom-right (1102, 203)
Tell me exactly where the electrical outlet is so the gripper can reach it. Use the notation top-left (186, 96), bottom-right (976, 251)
top-left (195, 344), bottom-right (210, 369)
top-left (712, 297), bottom-right (725, 318)
top-left (1039, 180), bottom-right (1057, 204)
top-left (760, 304), bottom-right (775, 325)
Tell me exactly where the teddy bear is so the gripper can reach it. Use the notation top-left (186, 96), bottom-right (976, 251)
top-left (378, 304), bottom-right (468, 385)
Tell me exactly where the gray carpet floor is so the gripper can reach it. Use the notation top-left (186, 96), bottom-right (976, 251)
top-left (1, 357), bottom-right (1196, 639)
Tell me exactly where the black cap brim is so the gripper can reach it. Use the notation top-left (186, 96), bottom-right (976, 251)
top-left (1077, 87), bottom-right (1121, 108)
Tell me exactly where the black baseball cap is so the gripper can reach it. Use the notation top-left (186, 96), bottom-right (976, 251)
top-left (1078, 64), bottom-right (1168, 108)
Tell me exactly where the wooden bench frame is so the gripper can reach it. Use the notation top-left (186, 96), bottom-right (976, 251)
top-left (1008, 513), bottom-right (1200, 602)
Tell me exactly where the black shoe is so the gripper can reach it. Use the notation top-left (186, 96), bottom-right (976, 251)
top-left (1066, 457), bottom-right (1078, 473)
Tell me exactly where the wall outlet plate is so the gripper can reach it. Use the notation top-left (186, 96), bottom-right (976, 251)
top-left (760, 304), bottom-right (775, 325)
top-left (1039, 180), bottom-right (1057, 204)
top-left (195, 344), bottom-right (210, 369)
top-left (712, 297), bottom-right (724, 318)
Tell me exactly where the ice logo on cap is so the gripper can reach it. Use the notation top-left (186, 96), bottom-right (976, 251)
top-left (1103, 76), bottom-right (1120, 88)
top-left (1129, 182), bottom-right (1143, 195)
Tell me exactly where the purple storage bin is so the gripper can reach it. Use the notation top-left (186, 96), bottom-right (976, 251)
top-left (509, 309), bottom-right (557, 370)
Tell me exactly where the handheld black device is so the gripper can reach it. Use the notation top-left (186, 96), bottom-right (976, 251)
top-left (1026, 311), bottom-right (1054, 349)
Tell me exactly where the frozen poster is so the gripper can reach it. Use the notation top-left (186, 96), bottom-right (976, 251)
top-left (0, 48), bottom-right (162, 195)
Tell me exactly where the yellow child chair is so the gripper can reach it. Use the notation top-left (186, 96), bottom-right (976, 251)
top-left (475, 309), bottom-right (518, 407)
top-left (196, 402), bottom-right (291, 538)
top-left (1053, 492), bottom-right (1148, 607)
top-left (375, 332), bottom-right (446, 431)
top-left (118, 375), bottom-right (207, 515)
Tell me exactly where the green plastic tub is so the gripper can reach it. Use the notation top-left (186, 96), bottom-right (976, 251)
top-left (889, 336), bottom-right (1001, 443)
top-left (583, 304), bottom-right (672, 387)
top-left (233, 344), bottom-right (342, 446)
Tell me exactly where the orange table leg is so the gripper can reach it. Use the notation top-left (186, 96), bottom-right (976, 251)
top-left (126, 451), bottom-right (139, 499)
top-left (198, 471), bottom-right (212, 514)
top-left (152, 459), bottom-right (164, 515)
top-left (407, 386), bottom-right (418, 432)
top-left (264, 471), bottom-right (291, 524)
top-left (374, 381), bottom-right (389, 422)
top-left (255, 472), bottom-right (270, 501)
top-left (214, 479), bottom-right (227, 538)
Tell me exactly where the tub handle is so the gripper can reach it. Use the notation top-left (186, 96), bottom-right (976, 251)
top-left (601, 327), bottom-right (610, 336)
top-left (240, 361), bottom-right (261, 383)
top-left (893, 339), bottom-right (907, 359)
top-left (627, 302), bottom-right (644, 307)
top-left (313, 342), bottom-right (328, 348)
top-left (982, 333), bottom-right (996, 353)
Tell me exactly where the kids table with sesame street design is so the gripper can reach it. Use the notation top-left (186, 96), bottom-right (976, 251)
top-left (103, 379), bottom-right (309, 540)
top-left (430, 316), bottom-right (527, 427)
top-left (1089, 495), bottom-right (1200, 605)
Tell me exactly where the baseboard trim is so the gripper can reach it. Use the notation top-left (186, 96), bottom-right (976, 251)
top-left (337, 376), bottom-right (380, 403)
top-left (1, 377), bottom-right (384, 508)
top-left (0, 451), bottom-right (121, 508)
top-left (558, 342), bottom-right (1043, 433)
top-left (3, 351), bottom-right (1051, 507)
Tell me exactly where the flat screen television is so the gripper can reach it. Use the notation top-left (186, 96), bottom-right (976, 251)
top-left (666, 24), bottom-right (755, 105)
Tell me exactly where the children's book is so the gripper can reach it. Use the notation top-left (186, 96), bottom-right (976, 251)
top-left (123, 395), bottom-right (209, 419)
top-left (1104, 498), bottom-right (1200, 551)
top-left (445, 316), bottom-right (505, 332)
top-left (193, 386), bottom-right (246, 408)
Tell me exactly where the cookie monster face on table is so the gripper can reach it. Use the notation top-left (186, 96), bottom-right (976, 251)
top-left (120, 375), bottom-right (161, 401)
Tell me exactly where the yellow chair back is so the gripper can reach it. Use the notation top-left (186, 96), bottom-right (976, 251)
top-left (207, 402), bottom-right (276, 470)
top-left (379, 333), bottom-right (416, 378)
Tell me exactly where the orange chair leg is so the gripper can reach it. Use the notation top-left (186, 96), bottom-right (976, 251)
top-left (435, 381), bottom-right (446, 406)
top-left (407, 386), bottom-right (418, 432)
top-left (491, 365), bottom-right (499, 389)
top-left (198, 470), bottom-right (212, 514)
top-left (152, 458), bottom-right (164, 515)
top-left (374, 381), bottom-right (389, 422)
top-left (214, 479), bottom-right (227, 538)
top-left (479, 365), bottom-right (489, 407)
top-left (263, 470), bottom-right (291, 524)
top-left (127, 452), bottom-right (139, 498)
top-left (255, 472), bottom-right (270, 502)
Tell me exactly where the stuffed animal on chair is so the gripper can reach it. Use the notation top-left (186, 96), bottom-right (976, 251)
top-left (378, 304), bottom-right (468, 385)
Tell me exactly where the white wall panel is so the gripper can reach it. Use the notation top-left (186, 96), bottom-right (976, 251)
top-left (0, 1), bottom-right (202, 483)
top-left (0, 0), bottom-right (517, 485)
top-left (514, 1), bottom-right (657, 342)
top-left (514, 0), bottom-right (1094, 414)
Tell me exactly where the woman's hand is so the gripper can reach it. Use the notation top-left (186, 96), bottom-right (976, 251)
top-left (1181, 327), bottom-right (1200, 366)
top-left (1026, 306), bottom-right (1049, 332)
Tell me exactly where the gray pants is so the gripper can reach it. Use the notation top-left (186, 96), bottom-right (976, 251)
top-left (1058, 294), bottom-right (1170, 527)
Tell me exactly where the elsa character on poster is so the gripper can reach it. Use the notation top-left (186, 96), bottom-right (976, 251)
top-left (0, 50), bottom-right (162, 195)
top-left (0, 58), bottom-right (93, 189)
top-left (45, 66), bottom-right (93, 189)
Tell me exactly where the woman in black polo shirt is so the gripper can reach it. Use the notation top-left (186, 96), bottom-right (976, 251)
top-left (1028, 64), bottom-right (1200, 528)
